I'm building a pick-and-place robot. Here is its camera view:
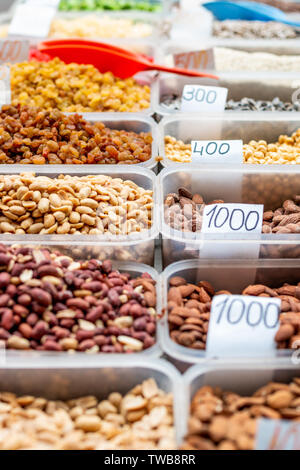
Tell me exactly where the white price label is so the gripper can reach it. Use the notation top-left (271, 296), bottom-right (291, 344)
top-left (191, 140), bottom-right (243, 163)
top-left (202, 203), bottom-right (263, 234)
top-left (0, 40), bottom-right (29, 64)
top-left (181, 85), bottom-right (228, 113)
top-left (206, 295), bottom-right (281, 357)
top-left (256, 419), bottom-right (300, 450)
top-left (9, 4), bottom-right (58, 38)
top-left (174, 49), bottom-right (215, 71)
top-left (0, 66), bottom-right (11, 105)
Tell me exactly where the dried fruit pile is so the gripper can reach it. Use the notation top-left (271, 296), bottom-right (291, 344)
top-left (11, 59), bottom-right (150, 113)
top-left (0, 105), bottom-right (152, 165)
top-left (0, 244), bottom-right (157, 353)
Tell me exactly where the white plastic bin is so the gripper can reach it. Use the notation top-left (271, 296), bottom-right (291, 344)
top-left (0, 256), bottom-right (162, 360)
top-left (181, 361), bottom-right (300, 445)
top-left (0, 113), bottom-right (159, 171)
top-left (158, 114), bottom-right (300, 167)
top-left (159, 165), bottom-right (300, 265)
top-left (0, 167), bottom-right (159, 265)
top-left (0, 358), bottom-right (183, 446)
top-left (161, 258), bottom-right (300, 363)
top-left (154, 72), bottom-right (300, 117)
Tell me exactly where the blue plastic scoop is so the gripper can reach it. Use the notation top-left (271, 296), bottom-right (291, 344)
top-left (203, 1), bottom-right (300, 27)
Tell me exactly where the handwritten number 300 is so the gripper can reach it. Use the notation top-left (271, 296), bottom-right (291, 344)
top-left (183, 87), bottom-right (217, 104)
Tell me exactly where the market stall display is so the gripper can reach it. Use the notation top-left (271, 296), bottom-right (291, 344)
top-left (0, 0), bottom-right (299, 452)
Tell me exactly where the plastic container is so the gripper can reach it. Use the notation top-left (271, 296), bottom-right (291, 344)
top-left (0, 358), bottom-right (183, 445)
top-left (8, 4), bottom-right (162, 42)
top-left (0, 166), bottom-right (159, 265)
top-left (181, 360), bottom-right (300, 444)
top-left (158, 39), bottom-right (300, 76)
top-left (159, 165), bottom-right (300, 265)
top-left (154, 72), bottom-right (300, 117)
top-left (159, 114), bottom-right (300, 167)
top-left (161, 258), bottom-right (300, 364)
top-left (1, 10), bottom-right (158, 117)
top-left (0, 113), bottom-right (159, 171)
top-left (0, 254), bottom-right (162, 360)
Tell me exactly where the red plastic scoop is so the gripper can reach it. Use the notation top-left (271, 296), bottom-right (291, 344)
top-left (38, 39), bottom-right (219, 80)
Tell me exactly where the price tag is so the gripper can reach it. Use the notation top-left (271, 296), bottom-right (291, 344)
top-left (174, 49), bottom-right (215, 71)
top-left (181, 85), bottom-right (228, 113)
top-left (191, 140), bottom-right (243, 164)
top-left (0, 40), bottom-right (29, 64)
top-left (256, 419), bottom-right (300, 450)
top-left (206, 295), bottom-right (281, 357)
top-left (202, 203), bottom-right (263, 234)
top-left (8, 2), bottom-right (58, 38)
top-left (0, 65), bottom-right (11, 105)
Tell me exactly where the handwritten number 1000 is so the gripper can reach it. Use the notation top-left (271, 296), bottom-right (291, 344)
top-left (215, 297), bottom-right (280, 328)
top-left (206, 205), bottom-right (260, 231)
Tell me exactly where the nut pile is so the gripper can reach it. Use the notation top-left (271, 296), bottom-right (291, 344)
top-left (213, 20), bottom-right (299, 39)
top-left (165, 129), bottom-right (300, 164)
top-left (164, 187), bottom-right (213, 232)
top-left (182, 378), bottom-right (300, 450)
top-left (214, 47), bottom-right (300, 72)
top-left (244, 129), bottom-right (300, 164)
top-left (0, 244), bottom-right (157, 353)
top-left (262, 197), bottom-right (300, 234)
top-left (167, 276), bottom-right (300, 350)
top-left (0, 378), bottom-right (175, 449)
top-left (0, 105), bottom-right (152, 165)
top-left (0, 173), bottom-right (153, 235)
top-left (164, 135), bottom-right (192, 163)
top-left (164, 188), bottom-right (300, 235)
top-left (161, 94), bottom-right (300, 112)
top-left (11, 59), bottom-right (150, 113)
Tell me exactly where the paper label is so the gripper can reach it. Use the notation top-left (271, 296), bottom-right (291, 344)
top-left (174, 49), bottom-right (215, 71)
top-left (256, 419), bottom-right (300, 450)
top-left (0, 65), bottom-right (11, 105)
top-left (191, 140), bottom-right (243, 163)
top-left (206, 295), bottom-right (281, 357)
top-left (0, 40), bottom-right (29, 64)
top-left (181, 85), bottom-right (228, 113)
top-left (202, 203), bottom-right (263, 234)
top-left (9, 3), bottom-right (58, 38)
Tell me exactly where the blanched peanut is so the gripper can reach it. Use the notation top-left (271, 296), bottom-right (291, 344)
top-left (0, 379), bottom-right (175, 450)
top-left (0, 173), bottom-right (153, 235)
